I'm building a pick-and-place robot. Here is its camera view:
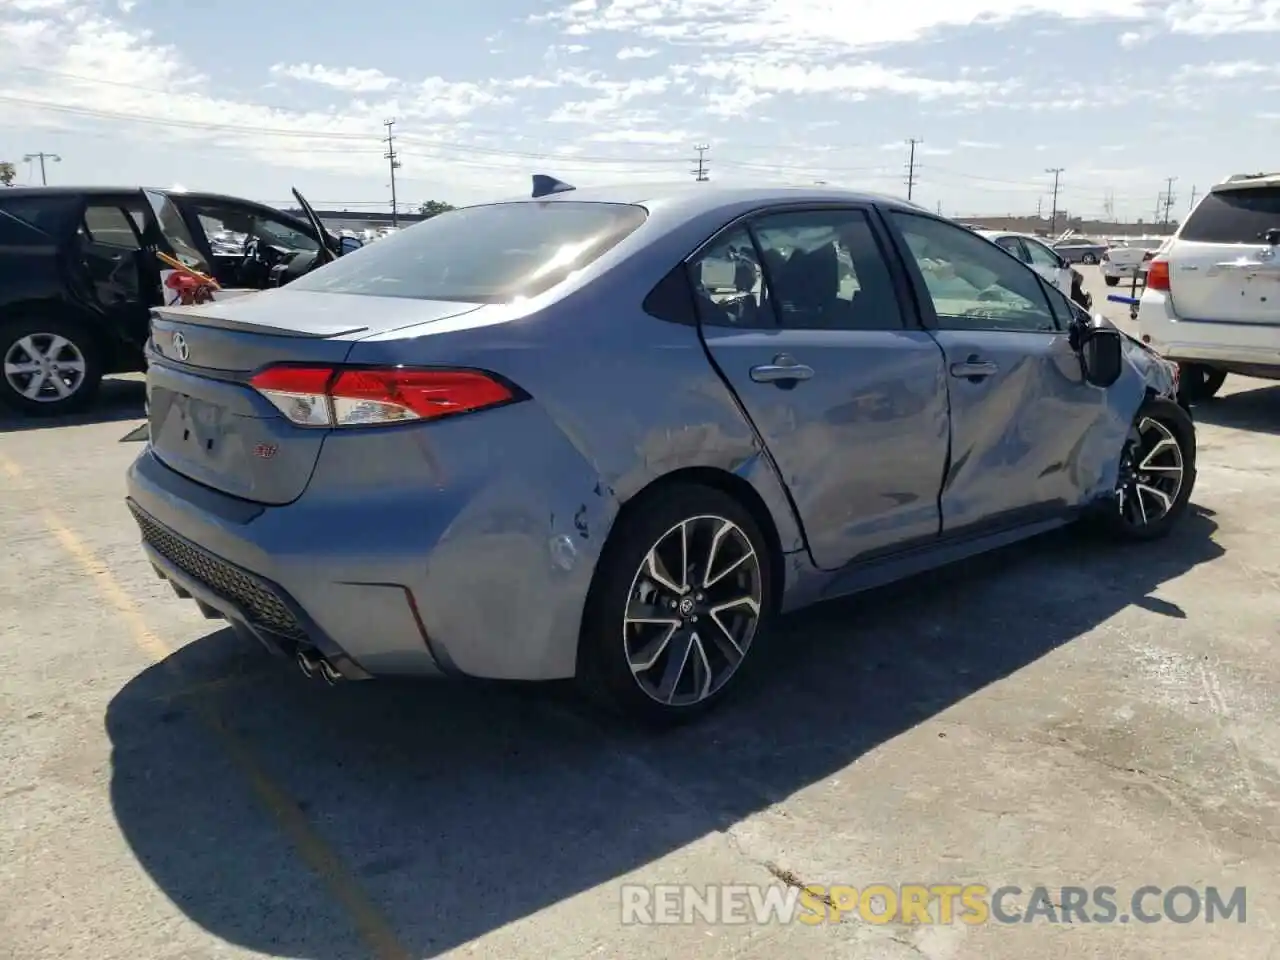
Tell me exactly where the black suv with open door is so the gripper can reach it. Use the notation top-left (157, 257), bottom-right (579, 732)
top-left (0, 186), bottom-right (359, 417)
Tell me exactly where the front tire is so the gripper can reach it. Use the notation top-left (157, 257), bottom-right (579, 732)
top-left (1093, 398), bottom-right (1196, 542)
top-left (1104, 275), bottom-right (1120, 287)
top-left (577, 484), bottom-right (775, 726)
top-left (0, 316), bottom-right (103, 417)
top-left (1176, 363), bottom-right (1227, 404)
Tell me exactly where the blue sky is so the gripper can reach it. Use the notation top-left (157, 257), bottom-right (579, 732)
top-left (2, 0), bottom-right (1280, 221)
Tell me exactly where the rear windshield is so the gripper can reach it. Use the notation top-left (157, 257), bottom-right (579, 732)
top-left (289, 201), bottom-right (648, 302)
top-left (1180, 186), bottom-right (1280, 244)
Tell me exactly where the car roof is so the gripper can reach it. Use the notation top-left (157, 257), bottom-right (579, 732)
top-left (0, 185), bottom-right (287, 208)
top-left (491, 180), bottom-right (925, 216)
top-left (977, 229), bottom-right (1050, 243)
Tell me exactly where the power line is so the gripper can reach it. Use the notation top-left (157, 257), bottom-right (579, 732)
top-left (905, 138), bottom-right (922, 201)
top-left (22, 151), bottom-right (60, 185)
top-left (1046, 167), bottom-right (1065, 235)
top-left (383, 118), bottom-right (401, 227)
top-left (692, 143), bottom-right (710, 181)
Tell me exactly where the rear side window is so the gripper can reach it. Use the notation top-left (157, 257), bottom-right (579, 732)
top-left (290, 201), bottom-right (648, 302)
top-left (0, 196), bottom-right (81, 237)
top-left (1180, 187), bottom-right (1280, 244)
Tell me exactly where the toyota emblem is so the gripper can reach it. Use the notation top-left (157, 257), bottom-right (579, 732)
top-left (171, 331), bottom-right (190, 361)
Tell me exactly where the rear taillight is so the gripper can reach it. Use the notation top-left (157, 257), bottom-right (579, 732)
top-left (249, 365), bottom-right (521, 427)
top-left (1146, 259), bottom-right (1170, 291)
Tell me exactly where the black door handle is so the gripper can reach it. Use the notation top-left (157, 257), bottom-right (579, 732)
top-left (949, 355), bottom-right (999, 380)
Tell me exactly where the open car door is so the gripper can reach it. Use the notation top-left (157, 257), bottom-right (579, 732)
top-left (291, 187), bottom-right (347, 264)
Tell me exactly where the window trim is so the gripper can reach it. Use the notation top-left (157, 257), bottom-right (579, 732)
top-left (680, 201), bottom-right (925, 332)
top-left (883, 209), bottom-right (1061, 334)
top-left (81, 201), bottom-right (146, 251)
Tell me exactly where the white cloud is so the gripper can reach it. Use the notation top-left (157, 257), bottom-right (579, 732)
top-left (543, 0), bottom-right (1150, 50)
top-left (1118, 29), bottom-right (1145, 46)
top-left (1163, 0), bottom-right (1280, 34)
top-left (546, 75), bottom-right (670, 123)
top-left (958, 140), bottom-right (1001, 149)
top-left (617, 45), bottom-right (658, 59)
top-left (270, 62), bottom-right (399, 93)
top-left (588, 128), bottom-right (691, 144)
top-left (1176, 59), bottom-right (1278, 79)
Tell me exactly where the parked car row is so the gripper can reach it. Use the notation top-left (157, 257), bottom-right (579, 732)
top-left (0, 185), bottom-right (361, 415)
top-left (124, 177), bottom-right (1196, 724)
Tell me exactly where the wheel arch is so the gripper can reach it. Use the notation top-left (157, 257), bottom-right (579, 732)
top-left (592, 465), bottom-right (788, 616)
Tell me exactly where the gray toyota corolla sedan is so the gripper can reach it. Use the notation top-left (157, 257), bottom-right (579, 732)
top-left (126, 178), bottom-right (1196, 724)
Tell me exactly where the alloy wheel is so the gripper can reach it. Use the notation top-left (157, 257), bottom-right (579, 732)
top-left (1116, 416), bottom-right (1184, 527)
top-left (3, 333), bottom-right (88, 403)
top-left (623, 515), bottom-right (763, 707)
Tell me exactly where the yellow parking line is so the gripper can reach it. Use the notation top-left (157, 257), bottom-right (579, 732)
top-left (0, 453), bottom-right (412, 960)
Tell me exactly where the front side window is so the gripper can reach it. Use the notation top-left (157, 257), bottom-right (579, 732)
top-left (750, 208), bottom-right (904, 330)
top-left (192, 203), bottom-right (320, 257)
top-left (290, 201), bottom-right (648, 302)
top-left (891, 212), bottom-right (1057, 332)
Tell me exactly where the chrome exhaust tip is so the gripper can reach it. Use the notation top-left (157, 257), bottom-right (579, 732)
top-left (296, 649), bottom-right (321, 679)
top-left (318, 659), bottom-right (342, 686)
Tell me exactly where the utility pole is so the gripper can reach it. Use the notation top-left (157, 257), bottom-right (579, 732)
top-left (382, 119), bottom-right (401, 227)
top-left (1103, 189), bottom-right (1115, 220)
top-left (1161, 176), bottom-right (1177, 226)
top-left (23, 152), bottom-right (60, 186)
top-left (1046, 167), bottom-right (1064, 236)
top-left (1037, 196), bottom-right (1043, 218)
top-left (691, 144), bottom-right (710, 181)
top-left (905, 138), bottom-right (922, 201)
top-left (1187, 184), bottom-right (1198, 212)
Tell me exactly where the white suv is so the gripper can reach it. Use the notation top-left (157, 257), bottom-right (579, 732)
top-left (1138, 172), bottom-right (1280, 402)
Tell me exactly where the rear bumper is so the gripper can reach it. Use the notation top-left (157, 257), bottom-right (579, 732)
top-left (125, 435), bottom-right (613, 682)
top-left (1137, 289), bottom-right (1280, 374)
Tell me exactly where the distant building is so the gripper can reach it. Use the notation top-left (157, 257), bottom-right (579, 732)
top-left (282, 208), bottom-right (429, 235)
top-left (959, 214), bottom-right (1178, 238)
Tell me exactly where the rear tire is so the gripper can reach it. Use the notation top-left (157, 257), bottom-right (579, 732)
top-left (1176, 363), bottom-right (1227, 404)
top-left (1081, 253), bottom-right (1098, 265)
top-left (1104, 276), bottom-right (1119, 287)
top-left (576, 484), bottom-right (775, 727)
top-left (0, 316), bottom-right (103, 417)
top-left (1090, 397), bottom-right (1196, 542)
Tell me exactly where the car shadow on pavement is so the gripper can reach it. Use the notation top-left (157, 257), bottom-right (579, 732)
top-left (1192, 383), bottom-right (1280, 437)
top-left (105, 508), bottom-right (1222, 959)
top-left (0, 377), bottom-right (145, 434)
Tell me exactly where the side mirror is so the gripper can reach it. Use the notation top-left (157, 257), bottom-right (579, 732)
top-left (339, 236), bottom-right (363, 255)
top-left (1074, 320), bottom-right (1123, 388)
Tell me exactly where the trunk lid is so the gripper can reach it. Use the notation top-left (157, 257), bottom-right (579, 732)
top-left (1167, 181), bottom-right (1280, 326)
top-left (146, 289), bottom-right (483, 504)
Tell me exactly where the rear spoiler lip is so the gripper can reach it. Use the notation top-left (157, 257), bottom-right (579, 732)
top-left (150, 306), bottom-right (368, 339)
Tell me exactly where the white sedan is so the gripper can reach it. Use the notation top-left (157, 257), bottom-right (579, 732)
top-left (976, 230), bottom-right (1086, 305)
top-left (1101, 237), bottom-right (1168, 287)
